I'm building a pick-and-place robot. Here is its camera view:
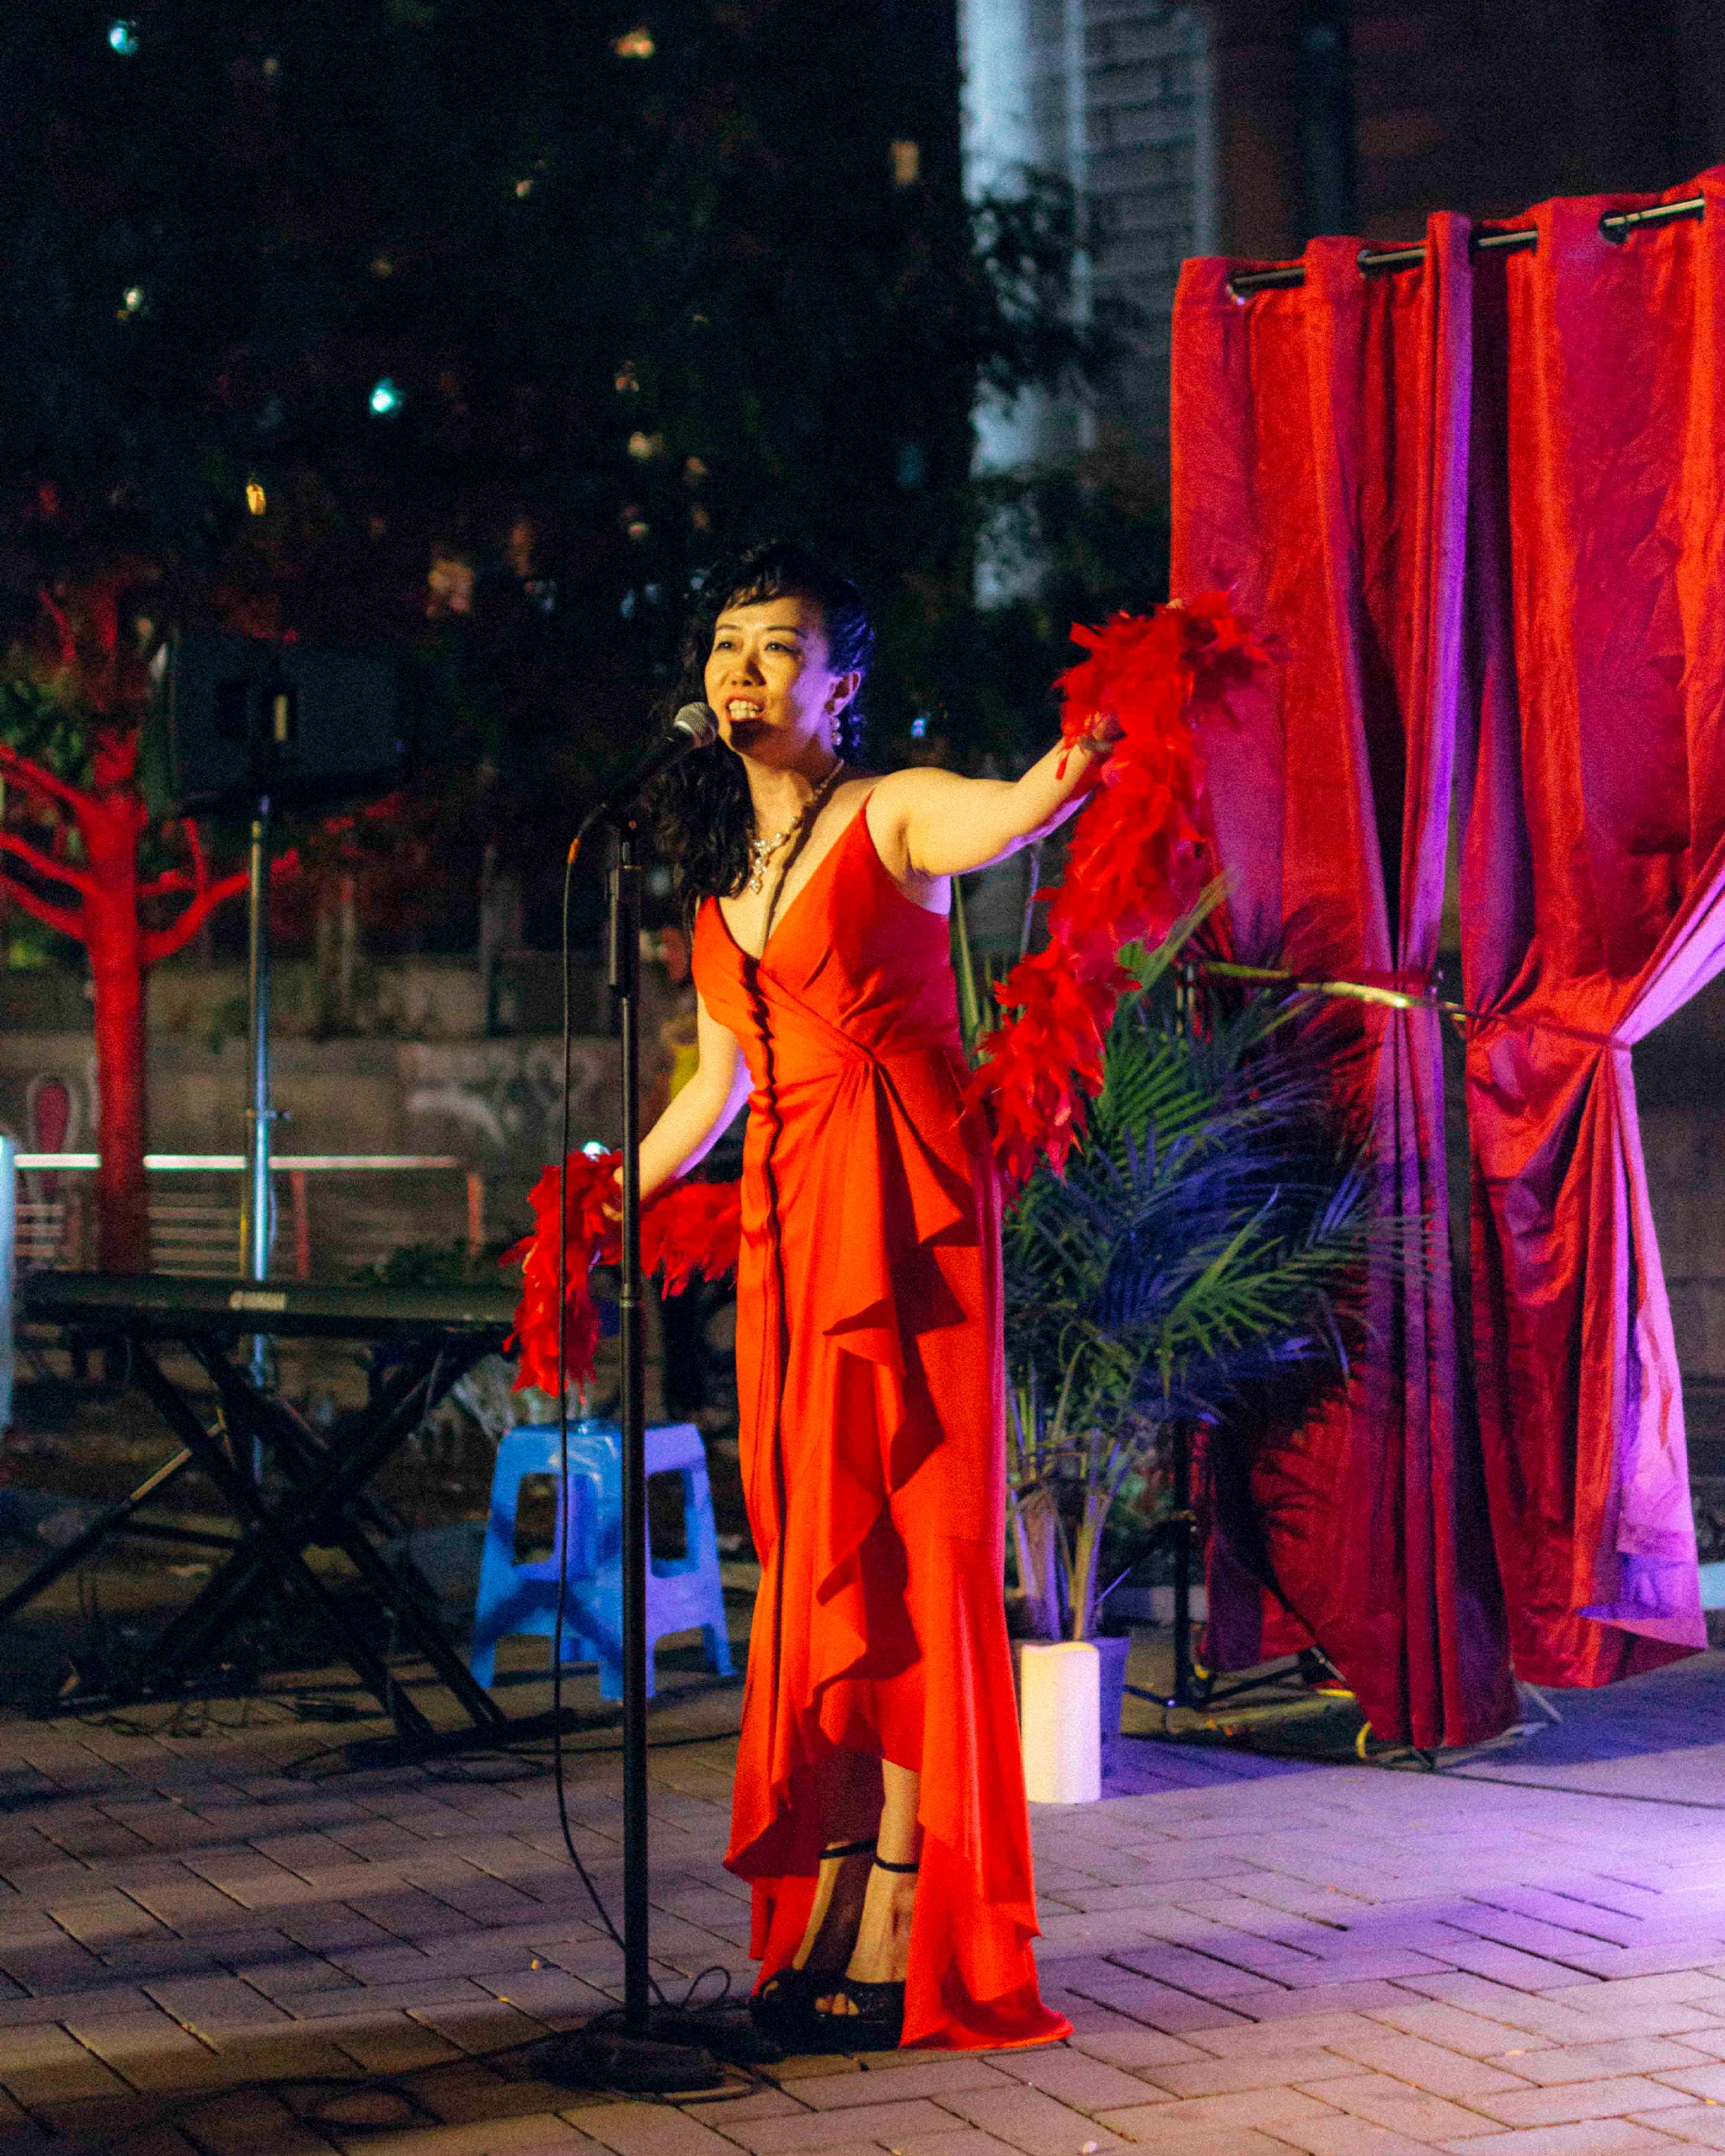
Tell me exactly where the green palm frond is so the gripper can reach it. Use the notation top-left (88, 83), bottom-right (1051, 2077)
top-left (1001, 901), bottom-right (1392, 1638)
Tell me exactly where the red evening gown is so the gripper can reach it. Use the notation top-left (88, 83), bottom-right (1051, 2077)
top-left (692, 792), bottom-right (1068, 2052)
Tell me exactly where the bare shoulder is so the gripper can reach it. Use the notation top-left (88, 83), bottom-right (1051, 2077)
top-left (862, 766), bottom-right (970, 896)
top-left (868, 764), bottom-right (968, 809)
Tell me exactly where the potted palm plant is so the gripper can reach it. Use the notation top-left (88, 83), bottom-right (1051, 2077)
top-left (956, 889), bottom-right (1374, 1795)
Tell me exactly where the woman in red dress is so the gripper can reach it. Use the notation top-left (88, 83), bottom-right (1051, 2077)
top-left (644, 545), bottom-right (1114, 2052)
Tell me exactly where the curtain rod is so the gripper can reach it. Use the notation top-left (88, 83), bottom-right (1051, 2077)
top-left (1227, 193), bottom-right (1706, 298)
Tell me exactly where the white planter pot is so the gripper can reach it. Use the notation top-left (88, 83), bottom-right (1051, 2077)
top-left (1017, 1640), bottom-right (1101, 1803)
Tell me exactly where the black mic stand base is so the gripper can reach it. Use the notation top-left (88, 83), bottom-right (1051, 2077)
top-left (535, 2013), bottom-right (731, 2095)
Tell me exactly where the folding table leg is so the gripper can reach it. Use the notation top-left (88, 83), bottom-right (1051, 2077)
top-left (147, 1342), bottom-right (455, 1678)
top-left (198, 1354), bottom-right (510, 1734)
top-left (126, 1345), bottom-right (437, 1743)
top-left (0, 1447), bottom-right (196, 1623)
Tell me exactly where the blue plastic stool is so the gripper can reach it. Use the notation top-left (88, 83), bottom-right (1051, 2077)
top-left (468, 1418), bottom-right (734, 1700)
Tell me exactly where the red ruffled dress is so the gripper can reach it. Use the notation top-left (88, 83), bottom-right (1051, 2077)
top-left (692, 794), bottom-right (1068, 2051)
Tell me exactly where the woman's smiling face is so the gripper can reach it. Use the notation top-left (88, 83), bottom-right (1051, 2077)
top-left (704, 593), bottom-right (857, 760)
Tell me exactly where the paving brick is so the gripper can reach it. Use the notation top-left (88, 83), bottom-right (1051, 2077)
top-left (343, 2119), bottom-right (592, 2155)
top-left (60, 2009), bottom-right (231, 2095)
top-left (1431, 2124), bottom-right (1688, 2154)
top-left (1065, 2135), bottom-right (1294, 2156)
top-left (1103, 1943), bottom-right (1285, 2002)
top-left (784, 2058), bottom-right (1012, 2109)
top-left (986, 2049), bottom-right (1167, 2112)
top-left (1648, 2063), bottom-right (1725, 2101)
top-left (1264, 2120), bottom-right (1445, 2156)
top-left (889, 2131), bottom-right (1033, 2156)
top-left (1626, 2108), bottom-right (1725, 2148)
top-left (922, 2084), bottom-right (1125, 2156)
top-left (1242, 1983), bottom-right (1423, 2022)
top-left (1391, 1982), bottom-right (1641, 2046)
top-left (1090, 2084), bottom-right (1342, 2141)
top-left (0, 2020), bottom-right (136, 2105)
top-left (1305, 2069), bottom-right (1500, 2141)
top-left (1141, 2049), bottom-right (1359, 2098)
top-left (673, 2098), bottom-right (960, 2153)
top-left (140, 1974), bottom-right (291, 2034)
top-left (404, 2062), bottom-right (588, 2127)
top-left (1503, 2041), bottom-right (1720, 2086)
top-left (1571, 1977), bottom-right (1725, 2010)
top-left (1464, 2074), bottom-right (1700, 2127)
top-left (1066, 2029), bottom-right (1208, 2072)
top-left (1051, 1967), bottom-right (1245, 2036)
top-left (328, 2011), bottom-right (467, 2072)
top-left (163, 2085), bottom-right (341, 2155)
top-left (1183, 2013), bottom-right (1384, 2059)
top-left (1319, 2022), bottom-right (1534, 2097)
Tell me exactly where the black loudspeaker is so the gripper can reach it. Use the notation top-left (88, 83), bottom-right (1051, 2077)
top-left (163, 635), bottom-right (407, 816)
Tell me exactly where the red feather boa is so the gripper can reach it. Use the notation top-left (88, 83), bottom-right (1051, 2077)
top-left (505, 595), bottom-right (1260, 1389)
top-left (969, 595), bottom-right (1263, 1186)
top-left (502, 1152), bottom-right (741, 1395)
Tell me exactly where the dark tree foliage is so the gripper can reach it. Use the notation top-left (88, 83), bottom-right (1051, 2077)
top-left (0, 0), bottom-right (1103, 862)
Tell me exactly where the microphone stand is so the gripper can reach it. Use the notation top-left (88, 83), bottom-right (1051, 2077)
top-left (543, 808), bottom-right (725, 2095)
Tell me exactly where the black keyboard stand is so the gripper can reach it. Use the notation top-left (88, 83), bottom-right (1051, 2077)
top-left (9, 1275), bottom-right (526, 1750)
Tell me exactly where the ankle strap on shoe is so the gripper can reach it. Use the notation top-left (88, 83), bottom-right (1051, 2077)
top-left (873, 1855), bottom-right (921, 1874)
top-left (820, 1837), bottom-right (879, 1860)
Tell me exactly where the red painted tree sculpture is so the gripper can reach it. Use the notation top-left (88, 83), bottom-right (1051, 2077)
top-left (0, 587), bottom-right (249, 1271)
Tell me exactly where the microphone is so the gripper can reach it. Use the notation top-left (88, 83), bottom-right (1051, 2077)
top-left (574, 701), bottom-right (718, 846)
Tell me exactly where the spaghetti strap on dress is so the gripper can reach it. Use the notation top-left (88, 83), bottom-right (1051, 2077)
top-left (692, 794), bottom-right (1068, 2052)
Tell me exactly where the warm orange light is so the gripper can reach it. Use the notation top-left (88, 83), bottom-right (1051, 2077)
top-left (627, 430), bottom-right (664, 461)
top-left (889, 140), bottom-right (921, 186)
top-left (614, 26), bottom-right (654, 57)
top-left (245, 479), bottom-right (267, 516)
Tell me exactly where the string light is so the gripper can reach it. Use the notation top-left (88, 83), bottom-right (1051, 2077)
top-left (613, 27), bottom-right (654, 58)
top-left (107, 19), bottom-right (140, 55)
top-left (368, 377), bottom-right (403, 416)
top-left (245, 479), bottom-right (267, 516)
top-left (889, 140), bottom-right (921, 186)
top-left (627, 431), bottom-right (664, 461)
top-left (115, 286), bottom-right (147, 320)
top-left (614, 362), bottom-right (639, 394)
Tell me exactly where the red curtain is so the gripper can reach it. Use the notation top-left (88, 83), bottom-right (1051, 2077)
top-left (1171, 222), bottom-right (1516, 1748)
top-left (1458, 169), bottom-right (1725, 1684)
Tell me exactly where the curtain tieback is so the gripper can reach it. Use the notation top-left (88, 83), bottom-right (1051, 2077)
top-left (1200, 959), bottom-right (1627, 1049)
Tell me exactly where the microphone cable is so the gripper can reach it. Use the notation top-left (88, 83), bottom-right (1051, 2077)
top-left (549, 829), bottom-right (644, 1976)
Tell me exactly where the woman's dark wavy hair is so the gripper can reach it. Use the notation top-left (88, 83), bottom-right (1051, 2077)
top-left (653, 542), bottom-right (874, 927)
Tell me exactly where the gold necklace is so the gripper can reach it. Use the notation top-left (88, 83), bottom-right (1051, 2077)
top-left (746, 760), bottom-right (845, 895)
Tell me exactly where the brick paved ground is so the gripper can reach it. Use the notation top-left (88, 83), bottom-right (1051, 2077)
top-left (5, 1652), bottom-right (1725, 2153)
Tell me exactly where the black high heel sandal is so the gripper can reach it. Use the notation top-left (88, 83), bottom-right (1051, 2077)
top-left (748, 1838), bottom-right (877, 2049)
top-left (809, 1856), bottom-right (920, 2052)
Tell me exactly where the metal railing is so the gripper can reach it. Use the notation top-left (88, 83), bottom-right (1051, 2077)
top-left (6, 1150), bottom-right (486, 1281)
